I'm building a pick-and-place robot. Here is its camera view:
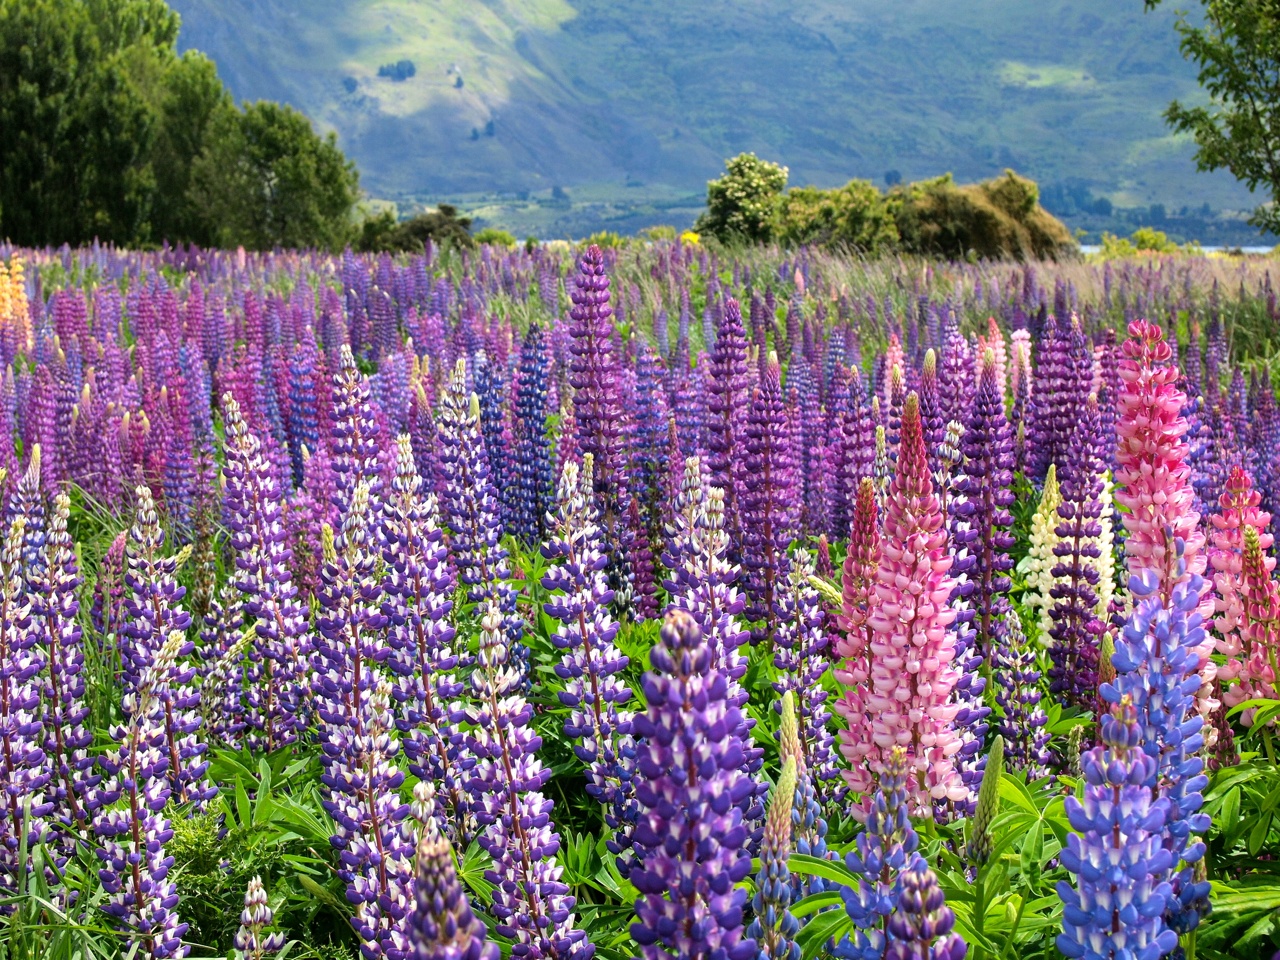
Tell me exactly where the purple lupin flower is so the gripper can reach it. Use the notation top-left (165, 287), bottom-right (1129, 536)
top-left (436, 361), bottom-right (522, 658)
top-left (1103, 547), bottom-right (1213, 943)
top-left (883, 862), bottom-right (966, 960)
top-left (746, 758), bottom-right (800, 960)
top-left (331, 344), bottom-right (384, 511)
top-left (407, 828), bottom-right (500, 960)
top-left (94, 629), bottom-right (189, 959)
top-left (234, 876), bottom-right (286, 960)
top-left (221, 394), bottom-right (310, 750)
top-left (1027, 315), bottom-right (1091, 484)
top-left (568, 244), bottom-right (630, 549)
top-left (1048, 399), bottom-right (1107, 708)
top-left (542, 456), bottom-right (636, 846)
top-left (629, 609), bottom-right (756, 960)
top-left (511, 323), bottom-right (554, 545)
top-left (772, 550), bottom-right (837, 802)
top-left (742, 356), bottom-right (796, 645)
top-left (953, 353), bottom-right (1014, 655)
top-left (0, 505), bottom-right (49, 893)
top-left (1056, 704), bottom-right (1179, 960)
top-left (121, 486), bottom-right (213, 806)
top-left (707, 297), bottom-right (750, 550)
top-left (199, 580), bottom-right (248, 748)
top-left (992, 612), bottom-right (1050, 779)
top-left (31, 490), bottom-right (96, 830)
top-left (464, 599), bottom-right (590, 960)
top-left (378, 434), bottom-right (469, 837)
top-left (313, 484), bottom-right (415, 958)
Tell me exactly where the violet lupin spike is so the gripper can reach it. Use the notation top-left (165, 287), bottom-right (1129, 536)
top-left (94, 630), bottom-right (190, 960)
top-left (771, 550), bottom-right (837, 802)
top-left (742, 355), bottom-right (796, 645)
top-left (408, 827), bottom-right (500, 960)
top-left (0, 505), bottom-right (49, 894)
top-left (992, 612), bottom-right (1050, 779)
top-left (379, 434), bottom-right (469, 835)
top-left (464, 599), bottom-right (590, 960)
top-left (121, 485), bottom-right (213, 807)
top-left (511, 323), bottom-right (554, 545)
top-left (707, 297), bottom-right (751, 552)
top-left (221, 394), bottom-right (309, 750)
top-left (331, 343), bottom-right (384, 512)
top-left (568, 244), bottom-right (630, 558)
top-left (746, 758), bottom-right (800, 960)
top-left (630, 610), bottom-right (756, 960)
top-left (313, 487), bottom-right (414, 958)
top-left (234, 876), bottom-right (286, 960)
top-left (31, 490), bottom-right (96, 830)
top-left (542, 456), bottom-right (636, 847)
top-left (436, 361), bottom-right (522, 659)
top-left (953, 351), bottom-right (1014, 656)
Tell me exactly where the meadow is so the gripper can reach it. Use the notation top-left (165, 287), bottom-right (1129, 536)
top-left (0, 240), bottom-right (1276, 959)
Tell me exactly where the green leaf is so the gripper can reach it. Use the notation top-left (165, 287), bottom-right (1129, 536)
top-left (797, 907), bottom-right (853, 960)
top-left (1020, 819), bottom-right (1044, 890)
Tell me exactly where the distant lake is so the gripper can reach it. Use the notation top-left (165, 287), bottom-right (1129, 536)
top-left (1079, 245), bottom-right (1275, 255)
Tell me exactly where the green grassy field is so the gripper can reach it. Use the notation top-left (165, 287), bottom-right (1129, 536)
top-left (171, 0), bottom-right (1262, 239)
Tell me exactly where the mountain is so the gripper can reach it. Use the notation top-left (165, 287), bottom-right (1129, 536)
top-left (170, 0), bottom-right (1262, 239)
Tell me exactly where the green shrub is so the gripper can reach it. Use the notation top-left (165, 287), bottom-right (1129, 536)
top-left (773, 179), bottom-right (899, 255)
top-left (695, 153), bottom-right (789, 243)
top-left (475, 227), bottom-right (517, 247)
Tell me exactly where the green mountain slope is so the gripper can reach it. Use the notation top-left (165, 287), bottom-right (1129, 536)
top-left (170, 0), bottom-right (1259, 237)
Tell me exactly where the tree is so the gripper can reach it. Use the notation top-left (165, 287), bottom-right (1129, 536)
top-left (0, 0), bottom-right (362, 249)
top-left (190, 100), bottom-right (360, 251)
top-left (695, 153), bottom-right (788, 244)
top-left (773, 179), bottom-right (899, 254)
top-left (1147, 0), bottom-right (1280, 233)
top-left (355, 204), bottom-right (473, 253)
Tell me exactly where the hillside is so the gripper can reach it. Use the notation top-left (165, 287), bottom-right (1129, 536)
top-left (170, 0), bottom-right (1262, 239)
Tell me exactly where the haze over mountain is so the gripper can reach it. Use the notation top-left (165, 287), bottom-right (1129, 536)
top-left (170, 0), bottom-right (1259, 238)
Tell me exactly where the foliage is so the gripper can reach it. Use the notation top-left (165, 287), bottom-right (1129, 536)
top-left (1148, 0), bottom-right (1280, 234)
top-left (888, 170), bottom-right (1077, 261)
top-left (473, 227), bottom-right (517, 247)
top-left (695, 152), bottom-right (789, 244)
top-left (773, 179), bottom-right (900, 255)
top-left (354, 204), bottom-right (474, 252)
top-left (0, 0), bottom-right (361, 249)
top-left (1097, 226), bottom-right (1184, 258)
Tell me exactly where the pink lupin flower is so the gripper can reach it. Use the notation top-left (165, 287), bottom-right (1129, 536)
top-left (1210, 465), bottom-right (1273, 665)
top-left (845, 394), bottom-right (963, 817)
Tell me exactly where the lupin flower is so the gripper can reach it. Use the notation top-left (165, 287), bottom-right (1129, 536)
top-left (121, 485), bottom-right (213, 806)
top-left (408, 829), bottom-right (500, 960)
top-left (234, 876), bottom-right (286, 960)
top-left (742, 356), bottom-right (797, 643)
top-left (436, 361), bottom-right (522, 656)
top-left (835, 478), bottom-right (880, 764)
top-left (707, 297), bottom-right (750, 548)
top-left (313, 486), bottom-right (415, 958)
top-left (746, 758), bottom-right (800, 960)
top-left (31, 490), bottom-right (96, 830)
top-left (464, 599), bottom-right (589, 960)
top-left (221, 394), bottom-right (310, 750)
top-left (779, 691), bottom-right (831, 900)
top-left (883, 862), bottom-right (966, 960)
top-left (511, 323), bottom-right (554, 545)
top-left (331, 343), bottom-right (384, 510)
top-left (965, 736), bottom-right (1004, 866)
top-left (1103, 547), bottom-right (1212, 943)
top-left (1056, 705), bottom-right (1179, 960)
top-left (772, 551), bottom-right (837, 799)
top-left (952, 352), bottom-right (1014, 654)
top-left (630, 610), bottom-right (756, 960)
top-left (378, 434), bottom-right (468, 834)
top-left (992, 613), bottom-right (1050, 779)
top-left (541, 456), bottom-right (636, 843)
top-left (94, 630), bottom-right (190, 960)
top-left (1047, 401), bottom-right (1108, 708)
top-left (568, 244), bottom-right (630, 545)
top-left (1025, 464), bottom-right (1063, 639)
top-left (837, 750), bottom-right (920, 960)
top-left (843, 394), bottom-right (964, 814)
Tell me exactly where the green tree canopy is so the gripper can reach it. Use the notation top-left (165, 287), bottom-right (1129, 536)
top-left (695, 153), bottom-right (789, 244)
top-left (0, 0), bottom-right (361, 249)
top-left (1147, 0), bottom-right (1280, 234)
